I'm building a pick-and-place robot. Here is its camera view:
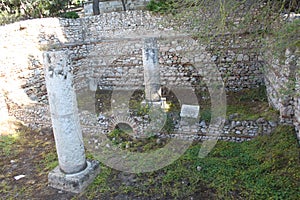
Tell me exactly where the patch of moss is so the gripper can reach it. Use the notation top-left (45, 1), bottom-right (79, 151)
top-left (226, 86), bottom-right (279, 121)
top-left (200, 86), bottom-right (279, 122)
top-left (146, 0), bottom-right (175, 14)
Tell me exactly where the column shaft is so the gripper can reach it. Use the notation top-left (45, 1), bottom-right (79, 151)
top-left (143, 38), bottom-right (161, 102)
top-left (44, 51), bottom-right (86, 174)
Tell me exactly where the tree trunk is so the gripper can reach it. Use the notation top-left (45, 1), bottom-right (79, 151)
top-left (121, 0), bottom-right (126, 11)
top-left (93, 0), bottom-right (100, 15)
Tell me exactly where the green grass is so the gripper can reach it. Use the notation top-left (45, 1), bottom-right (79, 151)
top-left (226, 86), bottom-right (279, 121)
top-left (81, 125), bottom-right (299, 199)
top-left (41, 151), bottom-right (58, 171)
top-left (85, 164), bottom-right (112, 197)
top-left (3, 122), bottom-right (296, 199)
top-left (0, 133), bottom-right (19, 156)
top-left (200, 86), bottom-right (279, 122)
top-left (162, 125), bottom-right (300, 199)
top-left (226, 102), bottom-right (279, 121)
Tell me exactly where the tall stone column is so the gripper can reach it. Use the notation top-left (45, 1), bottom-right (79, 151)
top-left (143, 38), bottom-right (161, 102)
top-left (44, 51), bottom-right (99, 193)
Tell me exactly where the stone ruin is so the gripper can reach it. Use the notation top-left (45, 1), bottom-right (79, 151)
top-left (0, 9), bottom-right (299, 193)
top-left (44, 51), bottom-right (99, 192)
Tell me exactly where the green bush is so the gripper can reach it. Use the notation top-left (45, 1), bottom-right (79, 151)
top-left (61, 11), bottom-right (79, 19)
top-left (0, 0), bottom-right (69, 25)
top-left (146, 0), bottom-right (174, 14)
top-left (0, 10), bottom-right (20, 25)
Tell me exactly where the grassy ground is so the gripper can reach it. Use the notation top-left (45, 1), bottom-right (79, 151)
top-left (1, 123), bottom-right (299, 199)
top-left (199, 86), bottom-right (279, 122)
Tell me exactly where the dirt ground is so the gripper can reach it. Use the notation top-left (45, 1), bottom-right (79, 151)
top-left (0, 124), bottom-right (76, 200)
top-left (0, 123), bottom-right (216, 200)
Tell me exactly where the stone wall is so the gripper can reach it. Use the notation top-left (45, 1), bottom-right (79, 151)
top-left (71, 35), bottom-right (263, 93)
top-left (84, 0), bottom-right (150, 16)
top-left (84, 110), bottom-right (277, 143)
top-left (265, 48), bottom-right (300, 140)
top-left (0, 10), bottom-right (293, 141)
top-left (55, 11), bottom-right (263, 92)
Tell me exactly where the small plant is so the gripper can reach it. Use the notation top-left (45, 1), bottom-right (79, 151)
top-left (200, 108), bottom-right (212, 123)
top-left (107, 127), bottom-right (136, 147)
top-left (130, 101), bottom-right (150, 116)
top-left (162, 114), bottom-right (175, 133)
top-left (61, 11), bottom-right (79, 19)
top-left (108, 128), bottom-right (125, 145)
top-left (137, 103), bottom-right (150, 116)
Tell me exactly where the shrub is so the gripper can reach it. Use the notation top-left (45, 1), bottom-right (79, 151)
top-left (61, 11), bottom-right (79, 19)
top-left (146, 0), bottom-right (174, 14)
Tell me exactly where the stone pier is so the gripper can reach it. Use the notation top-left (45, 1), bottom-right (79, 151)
top-left (44, 51), bottom-right (99, 193)
top-left (143, 38), bottom-right (161, 102)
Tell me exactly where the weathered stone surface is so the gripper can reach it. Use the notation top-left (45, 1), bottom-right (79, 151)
top-left (48, 160), bottom-right (100, 193)
top-left (143, 38), bottom-right (161, 102)
top-left (180, 105), bottom-right (200, 118)
top-left (265, 47), bottom-right (300, 141)
top-left (44, 51), bottom-right (100, 193)
top-left (44, 51), bottom-right (87, 174)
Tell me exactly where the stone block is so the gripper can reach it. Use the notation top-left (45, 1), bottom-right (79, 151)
top-left (48, 160), bottom-right (100, 193)
top-left (180, 104), bottom-right (200, 119)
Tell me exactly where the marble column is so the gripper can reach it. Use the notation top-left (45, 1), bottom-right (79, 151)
top-left (44, 51), bottom-right (99, 193)
top-left (143, 38), bottom-right (161, 102)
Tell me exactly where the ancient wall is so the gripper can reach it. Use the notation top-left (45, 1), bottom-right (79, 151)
top-left (70, 36), bottom-right (263, 92)
top-left (84, 0), bottom-right (150, 16)
top-left (264, 48), bottom-right (300, 140)
top-left (0, 10), bottom-right (262, 100)
top-left (0, 10), bottom-right (291, 141)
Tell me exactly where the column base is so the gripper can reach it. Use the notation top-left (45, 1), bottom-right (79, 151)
top-left (48, 160), bottom-right (100, 193)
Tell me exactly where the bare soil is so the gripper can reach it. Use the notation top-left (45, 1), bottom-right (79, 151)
top-left (0, 125), bottom-right (75, 200)
top-left (0, 123), bottom-right (216, 200)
